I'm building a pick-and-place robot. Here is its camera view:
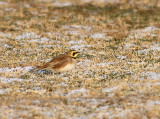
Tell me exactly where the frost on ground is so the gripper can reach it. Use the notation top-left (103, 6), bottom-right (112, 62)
top-left (0, 1), bottom-right (160, 119)
top-left (0, 27), bottom-right (160, 118)
top-left (90, 33), bottom-right (106, 39)
top-left (141, 72), bottom-right (160, 80)
top-left (67, 88), bottom-right (89, 96)
top-left (127, 26), bottom-right (160, 40)
top-left (0, 77), bottom-right (24, 83)
top-left (0, 66), bottom-right (34, 83)
top-left (52, 2), bottom-right (72, 7)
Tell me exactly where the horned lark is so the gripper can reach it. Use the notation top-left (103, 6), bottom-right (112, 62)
top-left (31, 50), bottom-right (79, 73)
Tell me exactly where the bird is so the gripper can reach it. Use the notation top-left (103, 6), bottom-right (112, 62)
top-left (30, 50), bottom-right (79, 73)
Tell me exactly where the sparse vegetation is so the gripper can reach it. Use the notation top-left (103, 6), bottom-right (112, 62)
top-left (0, 0), bottom-right (160, 118)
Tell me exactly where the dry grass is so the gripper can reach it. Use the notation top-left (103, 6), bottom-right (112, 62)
top-left (0, 0), bottom-right (160, 118)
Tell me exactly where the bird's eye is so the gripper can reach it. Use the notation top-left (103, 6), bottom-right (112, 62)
top-left (72, 52), bottom-right (78, 56)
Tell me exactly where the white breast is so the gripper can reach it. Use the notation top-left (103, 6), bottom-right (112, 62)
top-left (59, 63), bottom-right (75, 72)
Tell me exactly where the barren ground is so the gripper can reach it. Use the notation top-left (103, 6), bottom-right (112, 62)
top-left (0, 0), bottom-right (160, 119)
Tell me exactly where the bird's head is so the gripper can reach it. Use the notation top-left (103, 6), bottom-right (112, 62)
top-left (67, 50), bottom-right (79, 59)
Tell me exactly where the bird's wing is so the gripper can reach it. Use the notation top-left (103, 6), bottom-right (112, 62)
top-left (35, 55), bottom-right (69, 70)
top-left (47, 57), bottom-right (70, 69)
top-left (30, 54), bottom-right (69, 72)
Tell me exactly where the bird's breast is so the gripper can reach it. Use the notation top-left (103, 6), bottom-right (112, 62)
top-left (58, 63), bottom-right (75, 72)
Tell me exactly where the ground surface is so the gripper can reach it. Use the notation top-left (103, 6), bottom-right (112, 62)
top-left (0, 0), bottom-right (160, 119)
